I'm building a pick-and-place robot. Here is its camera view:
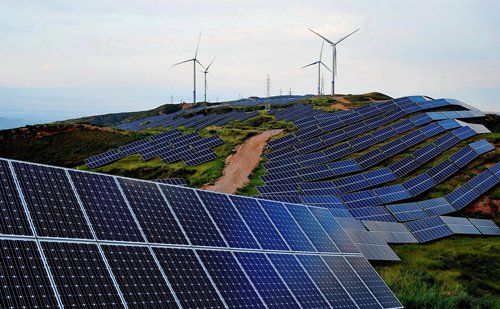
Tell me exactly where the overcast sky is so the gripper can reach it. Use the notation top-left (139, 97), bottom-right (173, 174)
top-left (0, 0), bottom-right (499, 125)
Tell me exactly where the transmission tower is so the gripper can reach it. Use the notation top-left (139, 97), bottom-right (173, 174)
top-left (265, 74), bottom-right (271, 99)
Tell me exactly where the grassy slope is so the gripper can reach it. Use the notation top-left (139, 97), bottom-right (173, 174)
top-left (376, 237), bottom-right (500, 308)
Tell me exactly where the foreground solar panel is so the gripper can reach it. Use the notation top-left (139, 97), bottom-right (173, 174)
top-left (0, 157), bottom-right (402, 308)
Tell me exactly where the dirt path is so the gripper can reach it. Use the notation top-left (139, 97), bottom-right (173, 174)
top-left (204, 129), bottom-right (282, 194)
top-left (331, 96), bottom-right (351, 110)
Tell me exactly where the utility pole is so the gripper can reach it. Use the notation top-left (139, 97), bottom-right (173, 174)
top-left (265, 74), bottom-right (271, 99)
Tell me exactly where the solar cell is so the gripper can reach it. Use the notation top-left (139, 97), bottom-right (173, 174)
top-left (404, 216), bottom-right (453, 242)
top-left (469, 218), bottom-right (500, 235)
top-left (118, 179), bottom-right (188, 245)
top-left (268, 253), bottom-right (331, 308)
top-left (160, 185), bottom-right (226, 247)
top-left (260, 200), bottom-right (315, 252)
top-left (426, 159), bottom-right (459, 183)
top-left (445, 183), bottom-right (478, 210)
top-left (197, 250), bottom-right (266, 308)
top-left (373, 184), bottom-right (412, 204)
top-left (69, 171), bottom-right (144, 242)
top-left (197, 191), bottom-right (260, 249)
top-left (285, 203), bottom-right (339, 252)
top-left (467, 170), bottom-right (498, 194)
top-left (0, 239), bottom-right (60, 308)
top-left (340, 190), bottom-right (383, 208)
top-left (348, 206), bottom-right (396, 223)
top-left (0, 160), bottom-right (32, 236)
top-left (42, 242), bottom-right (123, 307)
top-left (448, 146), bottom-right (477, 167)
top-left (386, 202), bottom-right (428, 222)
top-left (235, 252), bottom-right (301, 309)
top-left (322, 256), bottom-right (382, 308)
top-left (490, 162), bottom-right (500, 178)
top-left (153, 247), bottom-right (226, 308)
top-left (402, 173), bottom-right (437, 196)
top-left (440, 216), bottom-right (481, 234)
top-left (102, 245), bottom-right (178, 307)
top-left (14, 163), bottom-right (93, 239)
top-left (230, 196), bottom-right (289, 250)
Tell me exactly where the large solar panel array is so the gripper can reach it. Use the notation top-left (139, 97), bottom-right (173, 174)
top-left (115, 108), bottom-right (260, 131)
top-left (0, 157), bottom-right (403, 308)
top-left (85, 130), bottom-right (223, 168)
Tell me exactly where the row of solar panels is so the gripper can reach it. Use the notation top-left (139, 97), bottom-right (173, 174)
top-left (85, 130), bottom-right (223, 168)
top-left (258, 162), bottom-right (499, 223)
top-left (115, 108), bottom-right (259, 131)
top-left (0, 157), bottom-right (403, 308)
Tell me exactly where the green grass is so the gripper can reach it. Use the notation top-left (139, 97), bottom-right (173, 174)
top-left (237, 163), bottom-right (267, 196)
top-left (376, 236), bottom-right (500, 308)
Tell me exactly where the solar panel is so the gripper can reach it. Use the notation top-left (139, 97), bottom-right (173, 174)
top-left (159, 185), bottom-right (226, 247)
top-left (373, 184), bottom-right (412, 204)
top-left (153, 247), bottom-right (226, 308)
top-left (69, 171), bottom-right (144, 242)
top-left (197, 191), bottom-right (260, 249)
top-left (440, 216), bottom-right (481, 234)
top-left (296, 255), bottom-right (358, 308)
top-left (268, 253), bottom-right (331, 308)
top-left (445, 183), bottom-right (479, 210)
top-left (467, 170), bottom-right (499, 194)
top-left (362, 220), bottom-right (419, 243)
top-left (197, 250), bottom-right (266, 308)
top-left (259, 200), bottom-right (315, 251)
top-left (402, 173), bottom-right (437, 196)
top-left (235, 252), bottom-right (301, 308)
top-left (230, 196), bottom-right (289, 250)
top-left (404, 216), bottom-right (453, 242)
top-left (340, 190), bottom-right (383, 208)
top-left (418, 197), bottom-right (456, 216)
top-left (386, 202), bottom-right (428, 222)
top-left (0, 160), bottom-right (32, 236)
top-left (118, 179), bottom-right (188, 245)
top-left (42, 242), bottom-right (123, 307)
top-left (0, 239), bottom-right (60, 308)
top-left (102, 245), bottom-right (178, 307)
top-left (469, 218), bottom-right (500, 235)
top-left (348, 206), bottom-right (396, 223)
top-left (321, 256), bottom-right (382, 308)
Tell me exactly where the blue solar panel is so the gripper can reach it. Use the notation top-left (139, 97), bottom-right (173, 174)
top-left (0, 240), bottom-right (59, 308)
top-left (284, 203), bottom-right (339, 252)
top-left (197, 191), bottom-right (260, 249)
top-left (427, 160), bottom-right (459, 183)
top-left (345, 256), bottom-right (403, 308)
top-left (467, 170), bottom-right (499, 194)
top-left (268, 254), bottom-right (330, 308)
top-left (42, 242), bottom-right (123, 307)
top-left (434, 133), bottom-right (461, 151)
top-left (197, 250), bottom-right (266, 308)
top-left (300, 195), bottom-right (344, 208)
top-left (348, 206), bottom-right (396, 222)
top-left (0, 160), bottom-right (32, 236)
top-left (404, 216), bottom-right (453, 242)
top-left (449, 146), bottom-right (478, 167)
top-left (373, 184), bottom-right (412, 204)
top-left (469, 139), bottom-right (495, 155)
top-left (388, 156), bottom-right (421, 177)
top-left (340, 190), bottom-right (383, 208)
top-left (14, 163), bottom-right (93, 239)
top-left (440, 216), bottom-right (481, 235)
top-left (160, 185), bottom-right (226, 247)
top-left (490, 162), bottom-right (500, 178)
top-left (365, 168), bottom-right (397, 186)
top-left (402, 173), bottom-right (437, 196)
top-left (235, 252), bottom-right (301, 309)
top-left (230, 196), bottom-right (289, 250)
top-left (419, 197), bottom-right (456, 216)
top-left (413, 144), bottom-right (441, 164)
top-left (296, 255), bottom-right (358, 308)
top-left (153, 247), bottom-right (226, 308)
top-left (69, 171), bottom-right (144, 242)
top-left (118, 179), bottom-right (188, 245)
top-left (386, 202), bottom-right (428, 222)
top-left (102, 245), bottom-right (178, 307)
top-left (469, 218), bottom-right (500, 235)
top-left (322, 256), bottom-right (382, 308)
top-left (445, 183), bottom-right (478, 210)
top-left (452, 126), bottom-right (476, 140)
top-left (260, 200), bottom-right (315, 252)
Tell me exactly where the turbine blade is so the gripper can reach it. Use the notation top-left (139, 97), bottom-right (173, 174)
top-left (335, 28), bottom-right (360, 45)
top-left (206, 57), bottom-right (216, 71)
top-left (172, 58), bottom-right (194, 67)
top-left (301, 61), bottom-right (320, 69)
top-left (196, 59), bottom-right (205, 69)
top-left (320, 61), bottom-right (332, 72)
top-left (308, 28), bottom-right (333, 44)
top-left (194, 32), bottom-right (201, 59)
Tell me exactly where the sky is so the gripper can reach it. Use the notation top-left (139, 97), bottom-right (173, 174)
top-left (0, 0), bottom-right (499, 127)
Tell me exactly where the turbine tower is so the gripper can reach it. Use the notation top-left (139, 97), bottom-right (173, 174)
top-left (308, 27), bottom-right (360, 96)
top-left (172, 33), bottom-right (204, 103)
top-left (301, 41), bottom-right (332, 95)
top-left (203, 57), bottom-right (215, 102)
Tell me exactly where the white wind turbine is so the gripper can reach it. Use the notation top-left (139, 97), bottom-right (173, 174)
top-left (308, 27), bottom-right (360, 95)
top-left (302, 41), bottom-right (332, 95)
top-left (172, 33), bottom-right (204, 103)
top-left (202, 57), bottom-right (215, 102)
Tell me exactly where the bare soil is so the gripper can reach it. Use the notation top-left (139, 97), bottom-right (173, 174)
top-left (204, 129), bottom-right (282, 194)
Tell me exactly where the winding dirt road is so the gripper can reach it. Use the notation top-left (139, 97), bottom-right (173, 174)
top-left (204, 129), bottom-right (282, 194)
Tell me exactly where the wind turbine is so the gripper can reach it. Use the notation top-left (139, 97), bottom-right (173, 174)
top-left (301, 41), bottom-right (331, 95)
top-left (172, 33), bottom-right (204, 103)
top-left (203, 57), bottom-right (215, 102)
top-left (308, 27), bottom-right (360, 96)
